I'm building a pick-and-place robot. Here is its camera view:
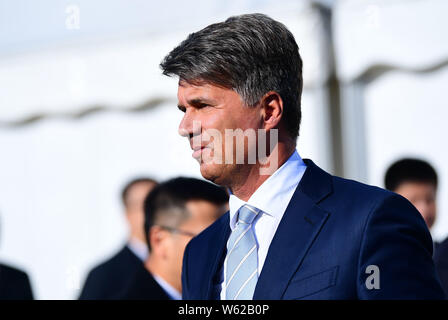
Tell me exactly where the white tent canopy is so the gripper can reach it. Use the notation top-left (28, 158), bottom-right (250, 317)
top-left (0, 0), bottom-right (331, 124)
top-left (2, 0), bottom-right (447, 300)
top-left (0, 0), bottom-right (335, 299)
top-left (333, 0), bottom-right (448, 242)
top-left (333, 0), bottom-right (448, 82)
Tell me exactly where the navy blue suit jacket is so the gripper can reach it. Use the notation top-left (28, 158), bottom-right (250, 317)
top-left (114, 264), bottom-right (171, 300)
top-left (79, 245), bottom-right (143, 300)
top-left (182, 159), bottom-right (445, 299)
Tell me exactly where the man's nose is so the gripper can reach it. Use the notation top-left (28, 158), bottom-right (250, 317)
top-left (178, 111), bottom-right (201, 138)
top-left (178, 112), bottom-right (191, 137)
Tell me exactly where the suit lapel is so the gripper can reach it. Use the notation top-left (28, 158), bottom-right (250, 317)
top-left (253, 159), bottom-right (333, 299)
top-left (202, 213), bottom-right (231, 299)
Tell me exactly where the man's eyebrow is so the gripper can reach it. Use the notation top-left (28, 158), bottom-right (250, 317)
top-left (177, 97), bottom-right (217, 111)
top-left (187, 97), bottom-right (216, 106)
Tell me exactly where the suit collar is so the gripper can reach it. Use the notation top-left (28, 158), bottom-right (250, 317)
top-left (298, 159), bottom-right (333, 204)
top-left (201, 159), bottom-right (333, 299)
top-left (253, 158), bottom-right (333, 299)
top-left (202, 213), bottom-right (231, 299)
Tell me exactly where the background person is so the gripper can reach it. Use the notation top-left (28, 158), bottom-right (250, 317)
top-left (79, 177), bottom-right (157, 300)
top-left (0, 263), bottom-right (34, 300)
top-left (385, 158), bottom-right (438, 230)
top-left (117, 177), bottom-right (228, 299)
top-left (384, 158), bottom-right (448, 297)
top-left (0, 219), bottom-right (34, 300)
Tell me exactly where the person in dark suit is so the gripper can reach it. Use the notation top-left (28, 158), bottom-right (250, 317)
top-left (0, 263), bottom-right (34, 300)
top-left (0, 218), bottom-right (34, 300)
top-left (160, 13), bottom-right (445, 299)
top-left (384, 158), bottom-right (448, 296)
top-left (117, 177), bottom-right (228, 300)
top-left (79, 177), bottom-right (157, 300)
top-left (385, 158), bottom-right (439, 230)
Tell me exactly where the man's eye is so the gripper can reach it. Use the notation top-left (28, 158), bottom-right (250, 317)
top-left (178, 106), bottom-right (186, 113)
top-left (197, 103), bottom-right (210, 109)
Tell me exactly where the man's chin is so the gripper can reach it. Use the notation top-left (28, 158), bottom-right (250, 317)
top-left (199, 163), bottom-right (222, 185)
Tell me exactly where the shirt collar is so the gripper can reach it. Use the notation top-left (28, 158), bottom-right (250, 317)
top-left (228, 150), bottom-right (306, 230)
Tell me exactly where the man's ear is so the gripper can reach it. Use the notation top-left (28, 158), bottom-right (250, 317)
top-left (260, 91), bottom-right (283, 131)
top-left (149, 226), bottom-right (169, 259)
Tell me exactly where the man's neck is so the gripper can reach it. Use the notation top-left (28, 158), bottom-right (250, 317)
top-left (127, 236), bottom-right (149, 261)
top-left (230, 144), bottom-right (295, 201)
top-left (145, 257), bottom-right (181, 293)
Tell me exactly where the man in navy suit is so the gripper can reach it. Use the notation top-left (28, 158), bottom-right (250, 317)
top-left (160, 13), bottom-right (445, 299)
top-left (116, 177), bottom-right (228, 300)
top-left (79, 177), bottom-right (157, 299)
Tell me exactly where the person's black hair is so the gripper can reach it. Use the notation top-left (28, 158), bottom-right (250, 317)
top-left (160, 13), bottom-right (303, 139)
top-left (143, 177), bottom-right (229, 250)
top-left (385, 158), bottom-right (438, 191)
top-left (121, 177), bottom-right (158, 209)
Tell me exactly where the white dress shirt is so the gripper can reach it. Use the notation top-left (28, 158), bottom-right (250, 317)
top-left (220, 150), bottom-right (307, 299)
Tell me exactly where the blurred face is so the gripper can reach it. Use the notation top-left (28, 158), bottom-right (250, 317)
top-left (395, 182), bottom-right (437, 229)
top-left (125, 182), bottom-right (157, 242)
top-left (177, 81), bottom-right (262, 186)
top-left (150, 199), bottom-right (226, 293)
top-left (167, 200), bottom-right (226, 291)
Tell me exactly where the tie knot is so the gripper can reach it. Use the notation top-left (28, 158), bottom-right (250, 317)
top-left (237, 204), bottom-right (259, 224)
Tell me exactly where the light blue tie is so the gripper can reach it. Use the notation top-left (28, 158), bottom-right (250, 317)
top-left (225, 204), bottom-right (260, 300)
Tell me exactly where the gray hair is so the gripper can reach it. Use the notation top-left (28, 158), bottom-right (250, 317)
top-left (160, 13), bottom-right (303, 139)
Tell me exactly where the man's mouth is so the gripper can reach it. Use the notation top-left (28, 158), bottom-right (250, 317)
top-left (192, 146), bottom-right (206, 159)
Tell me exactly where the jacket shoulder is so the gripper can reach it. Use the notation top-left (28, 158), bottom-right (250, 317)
top-left (0, 263), bottom-right (33, 300)
top-left (0, 263), bottom-right (29, 280)
top-left (327, 174), bottom-right (416, 220)
top-left (332, 175), bottom-right (393, 203)
top-left (86, 245), bottom-right (138, 277)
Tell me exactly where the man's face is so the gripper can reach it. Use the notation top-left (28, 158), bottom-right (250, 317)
top-left (395, 182), bottom-right (437, 229)
top-left (166, 200), bottom-right (227, 291)
top-left (125, 182), bottom-right (157, 242)
top-left (177, 81), bottom-right (261, 186)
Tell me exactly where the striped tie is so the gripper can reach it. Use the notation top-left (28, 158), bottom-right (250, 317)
top-left (225, 204), bottom-right (260, 300)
